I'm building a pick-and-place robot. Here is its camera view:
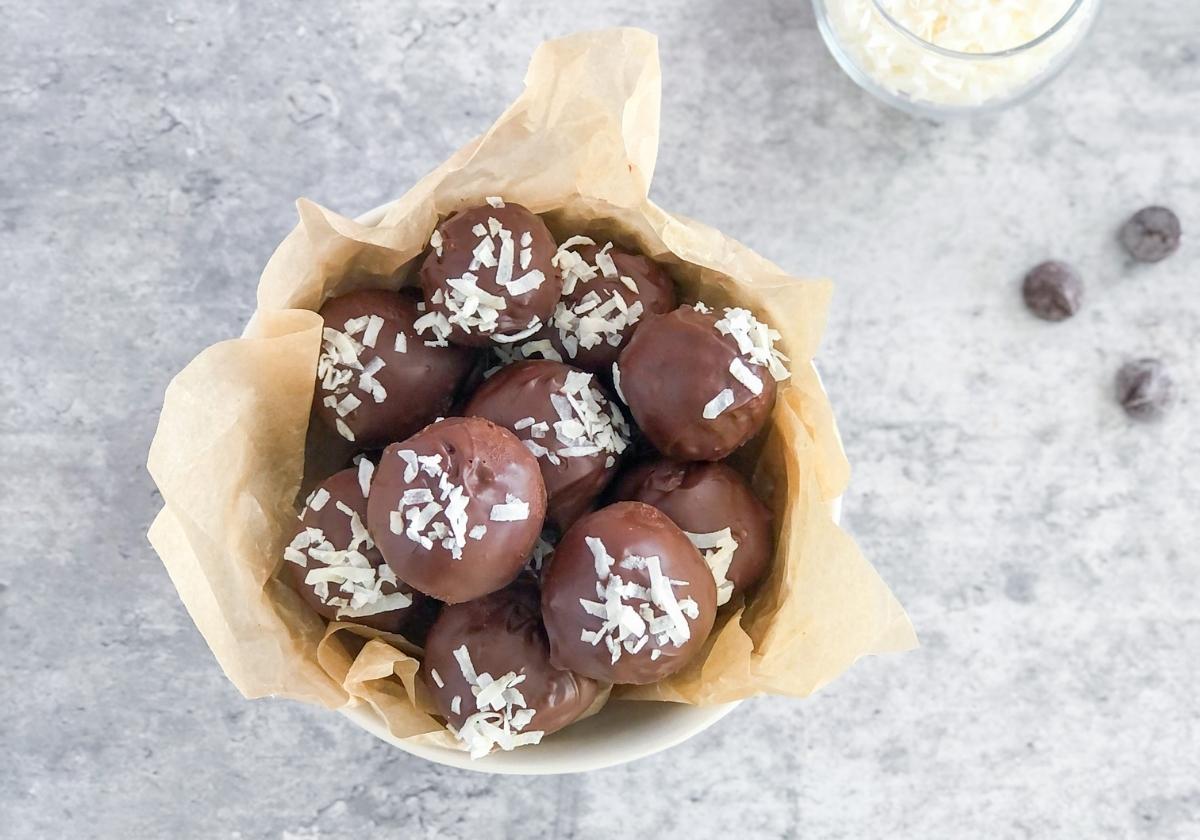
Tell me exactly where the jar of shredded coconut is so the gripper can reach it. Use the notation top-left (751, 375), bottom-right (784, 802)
top-left (813, 0), bottom-right (1101, 115)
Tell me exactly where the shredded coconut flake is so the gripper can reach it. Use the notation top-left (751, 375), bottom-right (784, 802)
top-left (357, 459), bottom-right (375, 498)
top-left (576, 537), bottom-right (702, 665)
top-left (317, 314), bottom-right (398, 430)
top-left (491, 318), bottom-right (543, 343)
top-left (611, 362), bottom-right (626, 403)
top-left (430, 668), bottom-right (445, 688)
top-left (485, 196), bottom-right (505, 208)
top-left (728, 357), bottom-right (764, 396)
top-left (505, 269), bottom-right (546, 296)
top-left (712, 306), bottom-right (791, 383)
top-left (685, 528), bottom-right (739, 607)
top-left (526, 531), bottom-right (555, 574)
top-left (386, 445), bottom-right (476, 559)
top-left (490, 494), bottom-right (530, 522)
top-left (414, 310), bottom-right (453, 347)
top-left (828, 0), bottom-right (1090, 108)
top-left (362, 315), bottom-right (384, 349)
top-left (307, 488), bottom-right (330, 512)
top-left (515, 339), bottom-right (562, 363)
top-left (594, 242), bottom-right (618, 278)
top-left (702, 389), bottom-right (735, 420)
top-left (284, 494), bottom-right (411, 619)
top-left (514, 371), bottom-right (629, 469)
top-left (449, 645), bottom-right (543, 759)
top-left (547, 239), bottom-right (646, 360)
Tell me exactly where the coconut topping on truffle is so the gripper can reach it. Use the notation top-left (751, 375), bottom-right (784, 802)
top-left (419, 204), bottom-right (551, 344)
top-left (284, 492), bottom-right (413, 619)
top-left (448, 645), bottom-right (544, 759)
top-left (576, 536), bottom-right (701, 665)
top-left (695, 304), bottom-right (791, 420)
top-left (547, 237), bottom-right (648, 363)
top-left (522, 369), bottom-right (628, 468)
top-left (383, 449), bottom-right (520, 560)
top-left (526, 531), bottom-right (556, 575)
top-left (317, 317), bottom-right (391, 441)
top-left (684, 528), bottom-right (740, 606)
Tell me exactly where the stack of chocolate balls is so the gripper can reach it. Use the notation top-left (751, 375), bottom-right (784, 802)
top-left (285, 198), bottom-right (791, 758)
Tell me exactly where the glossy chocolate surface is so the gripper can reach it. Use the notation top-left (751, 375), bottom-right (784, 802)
top-left (420, 576), bottom-right (599, 736)
top-left (616, 305), bottom-right (776, 461)
top-left (313, 289), bottom-right (477, 448)
top-left (366, 417), bottom-right (547, 604)
top-left (612, 458), bottom-right (773, 600)
top-left (546, 241), bottom-right (676, 372)
top-left (464, 360), bottom-right (628, 530)
top-left (541, 501), bottom-right (716, 684)
top-left (419, 203), bottom-right (562, 347)
top-left (283, 467), bottom-right (421, 633)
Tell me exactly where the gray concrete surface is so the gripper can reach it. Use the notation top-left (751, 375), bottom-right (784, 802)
top-left (2, 1), bottom-right (1198, 838)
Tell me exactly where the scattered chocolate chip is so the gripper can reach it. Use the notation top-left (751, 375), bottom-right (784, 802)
top-left (1119, 206), bottom-right (1181, 263)
top-left (1022, 260), bottom-right (1083, 321)
top-left (1115, 359), bottom-right (1173, 421)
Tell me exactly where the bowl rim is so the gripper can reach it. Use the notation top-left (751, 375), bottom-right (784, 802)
top-left (810, 0), bottom-right (1103, 118)
top-left (332, 199), bottom-right (842, 774)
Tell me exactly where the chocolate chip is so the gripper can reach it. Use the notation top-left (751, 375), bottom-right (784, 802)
top-left (1022, 260), bottom-right (1083, 321)
top-left (1119, 206), bottom-right (1181, 263)
top-left (1115, 359), bottom-right (1173, 421)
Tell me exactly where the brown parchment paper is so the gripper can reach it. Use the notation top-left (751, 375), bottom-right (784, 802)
top-left (147, 27), bottom-right (916, 750)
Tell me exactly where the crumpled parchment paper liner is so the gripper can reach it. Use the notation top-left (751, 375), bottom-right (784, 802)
top-left (147, 27), bottom-right (915, 755)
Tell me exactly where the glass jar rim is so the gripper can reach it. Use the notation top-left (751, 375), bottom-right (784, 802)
top-left (868, 0), bottom-right (1090, 60)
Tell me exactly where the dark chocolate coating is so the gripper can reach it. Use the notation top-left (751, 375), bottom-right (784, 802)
top-left (313, 289), bottom-right (477, 449)
top-left (366, 417), bottom-right (547, 604)
top-left (617, 306), bottom-right (777, 461)
top-left (611, 459), bottom-right (773, 600)
top-left (463, 360), bottom-right (627, 530)
top-left (541, 502), bottom-right (717, 685)
top-left (283, 467), bottom-right (421, 633)
top-left (548, 242), bottom-right (677, 372)
top-left (419, 203), bottom-right (563, 347)
top-left (420, 576), bottom-right (599, 737)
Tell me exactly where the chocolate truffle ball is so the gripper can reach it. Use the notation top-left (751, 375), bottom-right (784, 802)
top-left (611, 459), bottom-right (773, 605)
top-left (420, 576), bottom-right (599, 757)
top-left (282, 464), bottom-right (421, 633)
top-left (464, 360), bottom-right (630, 530)
top-left (419, 200), bottom-right (563, 347)
top-left (314, 289), bottom-right (477, 449)
top-left (366, 417), bottom-right (547, 604)
top-left (615, 304), bottom-right (789, 461)
top-left (541, 501), bottom-right (717, 685)
top-left (542, 238), bottom-right (677, 372)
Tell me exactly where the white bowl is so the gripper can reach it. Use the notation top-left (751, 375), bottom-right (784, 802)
top-left (333, 201), bottom-right (842, 774)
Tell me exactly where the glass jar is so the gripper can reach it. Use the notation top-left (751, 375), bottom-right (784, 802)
top-left (812, 0), bottom-right (1102, 117)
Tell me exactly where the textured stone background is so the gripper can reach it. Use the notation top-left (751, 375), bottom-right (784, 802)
top-left (2, 1), bottom-right (1197, 838)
